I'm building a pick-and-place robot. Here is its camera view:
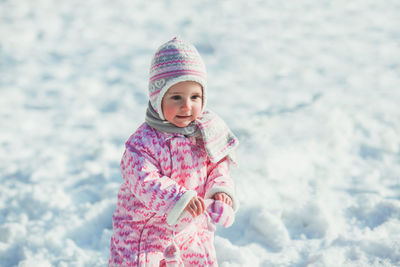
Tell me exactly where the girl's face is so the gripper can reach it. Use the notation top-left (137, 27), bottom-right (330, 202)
top-left (162, 81), bottom-right (203, 127)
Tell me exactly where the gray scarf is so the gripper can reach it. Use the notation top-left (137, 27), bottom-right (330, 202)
top-left (145, 102), bottom-right (238, 163)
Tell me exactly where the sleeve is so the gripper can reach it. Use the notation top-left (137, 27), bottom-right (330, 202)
top-left (204, 157), bottom-right (239, 211)
top-left (121, 145), bottom-right (196, 226)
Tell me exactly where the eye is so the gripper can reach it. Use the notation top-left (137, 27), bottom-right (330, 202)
top-left (171, 95), bottom-right (181, 100)
top-left (191, 95), bottom-right (202, 100)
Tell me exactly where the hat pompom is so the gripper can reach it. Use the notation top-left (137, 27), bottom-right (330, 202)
top-left (163, 240), bottom-right (184, 267)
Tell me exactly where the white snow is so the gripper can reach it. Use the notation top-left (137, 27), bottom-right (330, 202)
top-left (1, 0), bottom-right (400, 266)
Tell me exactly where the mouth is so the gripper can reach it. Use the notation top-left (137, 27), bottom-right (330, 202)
top-left (176, 115), bottom-right (191, 119)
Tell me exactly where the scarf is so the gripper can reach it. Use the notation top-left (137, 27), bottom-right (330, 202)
top-left (145, 102), bottom-right (239, 163)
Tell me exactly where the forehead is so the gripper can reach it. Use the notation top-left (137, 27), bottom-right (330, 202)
top-left (166, 81), bottom-right (203, 94)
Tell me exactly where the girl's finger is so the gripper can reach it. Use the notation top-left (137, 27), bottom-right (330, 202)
top-left (187, 200), bottom-right (196, 217)
top-left (189, 206), bottom-right (196, 215)
top-left (194, 199), bottom-right (202, 215)
top-left (199, 197), bottom-right (205, 212)
top-left (191, 210), bottom-right (196, 217)
top-left (186, 206), bottom-right (194, 217)
top-left (221, 194), bottom-right (226, 203)
top-left (190, 206), bottom-right (197, 217)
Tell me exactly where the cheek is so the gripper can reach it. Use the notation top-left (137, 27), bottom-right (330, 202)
top-left (194, 102), bottom-right (203, 115)
top-left (162, 105), bottom-right (171, 117)
top-left (161, 101), bottom-right (169, 117)
top-left (163, 103), bottom-right (177, 119)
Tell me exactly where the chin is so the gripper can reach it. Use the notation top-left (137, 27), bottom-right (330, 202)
top-left (175, 123), bottom-right (189, 128)
top-left (173, 121), bottom-right (192, 128)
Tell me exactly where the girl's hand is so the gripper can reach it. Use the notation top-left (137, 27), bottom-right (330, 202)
top-left (184, 196), bottom-right (205, 218)
top-left (213, 193), bottom-right (232, 207)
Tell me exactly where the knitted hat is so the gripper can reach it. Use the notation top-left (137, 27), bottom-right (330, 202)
top-left (148, 37), bottom-right (207, 120)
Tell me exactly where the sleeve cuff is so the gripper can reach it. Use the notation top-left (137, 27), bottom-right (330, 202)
top-left (204, 185), bottom-right (239, 212)
top-left (166, 190), bottom-right (197, 226)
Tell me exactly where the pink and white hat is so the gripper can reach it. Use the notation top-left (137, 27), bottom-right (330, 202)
top-left (148, 37), bottom-right (207, 120)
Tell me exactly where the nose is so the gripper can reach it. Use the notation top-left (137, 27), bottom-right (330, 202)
top-left (181, 98), bottom-right (191, 111)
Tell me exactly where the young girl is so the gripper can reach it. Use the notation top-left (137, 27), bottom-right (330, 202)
top-left (109, 37), bottom-right (239, 267)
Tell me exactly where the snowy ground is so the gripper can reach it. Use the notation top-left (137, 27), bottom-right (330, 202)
top-left (1, 0), bottom-right (400, 266)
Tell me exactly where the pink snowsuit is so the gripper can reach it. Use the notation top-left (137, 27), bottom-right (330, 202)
top-left (109, 123), bottom-right (237, 266)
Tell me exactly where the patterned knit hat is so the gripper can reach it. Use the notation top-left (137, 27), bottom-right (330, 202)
top-left (148, 37), bottom-right (207, 120)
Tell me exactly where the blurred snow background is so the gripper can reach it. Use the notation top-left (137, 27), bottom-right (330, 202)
top-left (1, 0), bottom-right (400, 266)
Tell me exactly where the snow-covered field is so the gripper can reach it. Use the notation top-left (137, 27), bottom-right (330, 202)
top-left (1, 0), bottom-right (400, 266)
